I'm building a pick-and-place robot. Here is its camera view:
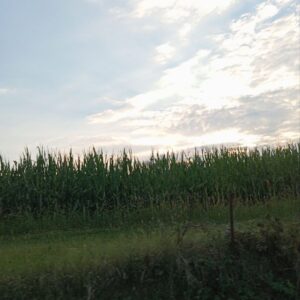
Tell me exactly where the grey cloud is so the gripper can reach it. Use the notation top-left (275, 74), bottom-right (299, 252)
top-left (169, 87), bottom-right (300, 142)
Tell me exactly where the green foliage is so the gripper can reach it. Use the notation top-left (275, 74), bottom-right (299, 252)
top-left (0, 143), bottom-right (299, 215)
top-left (0, 219), bottom-right (298, 300)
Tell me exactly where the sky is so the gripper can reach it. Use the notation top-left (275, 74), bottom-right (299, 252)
top-left (0, 0), bottom-right (299, 159)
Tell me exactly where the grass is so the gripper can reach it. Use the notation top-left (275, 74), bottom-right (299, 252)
top-left (0, 229), bottom-right (169, 279)
top-left (0, 215), bottom-right (299, 299)
top-left (0, 196), bottom-right (298, 236)
top-left (1, 197), bottom-right (299, 280)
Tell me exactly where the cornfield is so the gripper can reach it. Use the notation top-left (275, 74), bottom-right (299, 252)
top-left (0, 144), bottom-right (299, 215)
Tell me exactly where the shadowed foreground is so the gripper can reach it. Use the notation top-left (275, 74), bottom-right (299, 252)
top-left (0, 199), bottom-right (299, 300)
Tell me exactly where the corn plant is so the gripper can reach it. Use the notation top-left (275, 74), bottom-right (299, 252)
top-left (0, 143), bottom-right (299, 216)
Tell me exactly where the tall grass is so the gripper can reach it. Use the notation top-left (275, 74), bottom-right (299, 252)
top-left (0, 144), bottom-right (299, 215)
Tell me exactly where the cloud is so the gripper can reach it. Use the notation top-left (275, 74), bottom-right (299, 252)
top-left (154, 42), bottom-right (176, 64)
top-left (3, 1), bottom-right (298, 160)
top-left (87, 103), bottom-right (134, 124)
top-left (0, 89), bottom-right (8, 95)
top-left (130, 0), bottom-right (238, 45)
top-left (0, 88), bottom-right (14, 95)
top-left (169, 87), bottom-right (299, 139)
top-left (132, 0), bottom-right (237, 22)
top-left (86, 0), bottom-right (299, 153)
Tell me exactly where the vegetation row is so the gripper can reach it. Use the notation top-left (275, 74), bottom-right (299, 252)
top-left (0, 143), bottom-right (299, 215)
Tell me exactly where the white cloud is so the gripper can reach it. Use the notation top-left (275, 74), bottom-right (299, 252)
top-left (0, 88), bottom-right (11, 95)
top-left (154, 42), bottom-right (176, 64)
top-left (131, 0), bottom-right (238, 44)
top-left (256, 3), bottom-right (279, 21)
top-left (86, 0), bottom-right (299, 154)
top-left (179, 23), bottom-right (193, 41)
top-left (132, 0), bottom-right (237, 22)
top-left (223, 3), bottom-right (299, 95)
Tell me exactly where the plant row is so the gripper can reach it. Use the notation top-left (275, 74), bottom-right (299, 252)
top-left (0, 143), bottom-right (299, 215)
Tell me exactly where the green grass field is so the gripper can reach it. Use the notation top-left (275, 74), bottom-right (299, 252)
top-left (2, 198), bottom-right (299, 278)
top-left (0, 197), bottom-right (299, 299)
